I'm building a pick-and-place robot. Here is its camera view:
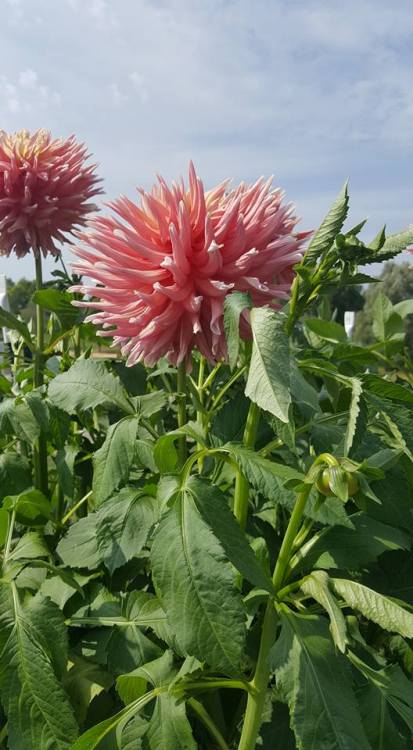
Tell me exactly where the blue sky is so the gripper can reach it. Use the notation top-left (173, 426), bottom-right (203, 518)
top-left (1, 0), bottom-right (413, 280)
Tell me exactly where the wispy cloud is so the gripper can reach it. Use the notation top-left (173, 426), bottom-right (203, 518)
top-left (1, 0), bottom-right (412, 279)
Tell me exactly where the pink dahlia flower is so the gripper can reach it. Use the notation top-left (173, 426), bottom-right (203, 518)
top-left (0, 129), bottom-right (102, 258)
top-left (71, 163), bottom-right (309, 366)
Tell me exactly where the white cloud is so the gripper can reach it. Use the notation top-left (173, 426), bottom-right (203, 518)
top-left (1, 0), bottom-right (413, 281)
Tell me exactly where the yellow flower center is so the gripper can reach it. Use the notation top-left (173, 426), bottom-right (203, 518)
top-left (0, 129), bottom-right (50, 159)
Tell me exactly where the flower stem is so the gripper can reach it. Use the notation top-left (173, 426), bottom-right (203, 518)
top-left (237, 484), bottom-right (312, 750)
top-left (233, 400), bottom-right (260, 531)
top-left (177, 361), bottom-right (188, 466)
top-left (61, 489), bottom-right (92, 525)
top-left (196, 356), bottom-right (206, 472)
top-left (33, 252), bottom-right (48, 497)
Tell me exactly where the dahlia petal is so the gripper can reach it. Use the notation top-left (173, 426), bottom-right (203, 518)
top-left (71, 163), bottom-right (308, 365)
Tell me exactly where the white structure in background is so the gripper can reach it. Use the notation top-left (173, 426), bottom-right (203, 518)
top-left (0, 274), bottom-right (10, 352)
top-left (344, 310), bottom-right (356, 338)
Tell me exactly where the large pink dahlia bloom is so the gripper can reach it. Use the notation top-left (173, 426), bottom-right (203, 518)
top-left (71, 164), bottom-right (309, 366)
top-left (0, 129), bottom-right (102, 258)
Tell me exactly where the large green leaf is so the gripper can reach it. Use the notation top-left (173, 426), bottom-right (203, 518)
top-left (151, 489), bottom-right (246, 675)
top-left (71, 690), bottom-right (156, 750)
top-left (223, 291), bottom-right (251, 369)
top-left (118, 652), bottom-right (196, 750)
top-left (48, 359), bottom-right (134, 415)
top-left (270, 611), bottom-right (370, 750)
top-left (225, 444), bottom-right (305, 488)
top-left (350, 650), bottom-right (413, 737)
top-left (143, 692), bottom-right (197, 750)
top-left (186, 476), bottom-right (273, 592)
top-left (245, 308), bottom-right (291, 422)
top-left (296, 513), bottom-right (410, 571)
top-left (301, 571), bottom-right (348, 653)
top-left (93, 416), bottom-right (140, 503)
top-left (332, 578), bottom-right (413, 637)
top-left (0, 586), bottom-right (78, 750)
top-left (57, 490), bottom-right (156, 573)
top-left (358, 682), bottom-right (410, 749)
top-left (303, 181), bottom-right (349, 265)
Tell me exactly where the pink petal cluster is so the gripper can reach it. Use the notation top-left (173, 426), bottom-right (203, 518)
top-left (0, 129), bottom-right (102, 258)
top-left (71, 163), bottom-right (309, 366)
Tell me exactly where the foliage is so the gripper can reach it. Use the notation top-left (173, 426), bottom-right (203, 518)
top-left (353, 261), bottom-right (413, 358)
top-left (1, 187), bottom-right (413, 750)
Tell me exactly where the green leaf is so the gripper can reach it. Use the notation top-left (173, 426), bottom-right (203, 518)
top-left (362, 375), bottom-right (413, 405)
top-left (0, 306), bottom-right (33, 350)
top-left (303, 181), bottom-right (349, 265)
top-left (332, 578), bottom-right (413, 637)
top-left (186, 476), bottom-right (273, 592)
top-left (93, 416), bottom-right (140, 503)
top-left (377, 227), bottom-right (413, 260)
top-left (350, 650), bottom-right (413, 735)
top-left (358, 681), bottom-right (410, 749)
top-left (54, 445), bottom-right (77, 499)
top-left (225, 444), bottom-right (305, 488)
top-left (372, 293), bottom-right (393, 341)
top-left (48, 359), bottom-right (134, 415)
top-left (134, 390), bottom-right (167, 418)
top-left (393, 299), bottom-right (413, 319)
top-left (32, 289), bottom-right (81, 330)
top-left (0, 586), bottom-right (78, 750)
top-left (154, 422), bottom-right (206, 474)
top-left (0, 398), bottom-right (40, 442)
top-left (118, 653), bottom-right (196, 750)
top-left (63, 656), bottom-right (113, 726)
top-left (57, 490), bottom-right (156, 573)
top-left (245, 308), bottom-right (291, 422)
top-left (223, 291), bottom-right (251, 369)
top-left (3, 489), bottom-right (51, 526)
top-left (9, 531), bottom-right (50, 561)
top-left (71, 690), bottom-right (156, 750)
top-left (0, 453), bottom-right (31, 501)
top-left (120, 715), bottom-right (148, 750)
top-left (301, 571), bottom-right (348, 653)
top-left (151, 489), bottom-right (246, 675)
top-left (144, 692), bottom-right (197, 750)
top-left (344, 379), bottom-right (367, 456)
top-left (270, 610), bottom-right (370, 750)
top-left (295, 513), bottom-right (410, 571)
top-left (305, 318), bottom-right (348, 343)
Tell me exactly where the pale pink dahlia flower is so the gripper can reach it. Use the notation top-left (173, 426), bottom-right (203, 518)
top-left (0, 129), bottom-right (102, 258)
top-left (71, 163), bottom-right (309, 366)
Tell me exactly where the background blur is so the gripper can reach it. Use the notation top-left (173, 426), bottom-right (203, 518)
top-left (1, 0), bottom-right (412, 280)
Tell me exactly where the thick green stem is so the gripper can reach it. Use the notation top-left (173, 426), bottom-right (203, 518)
top-left (177, 361), bottom-right (188, 466)
top-left (233, 400), bottom-right (260, 531)
top-left (196, 356), bottom-right (206, 471)
top-left (33, 253), bottom-right (48, 496)
top-left (238, 484), bottom-right (312, 750)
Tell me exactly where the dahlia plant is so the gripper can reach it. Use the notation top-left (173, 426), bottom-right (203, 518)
top-left (1, 161), bottom-right (413, 750)
top-left (0, 129), bottom-right (101, 495)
